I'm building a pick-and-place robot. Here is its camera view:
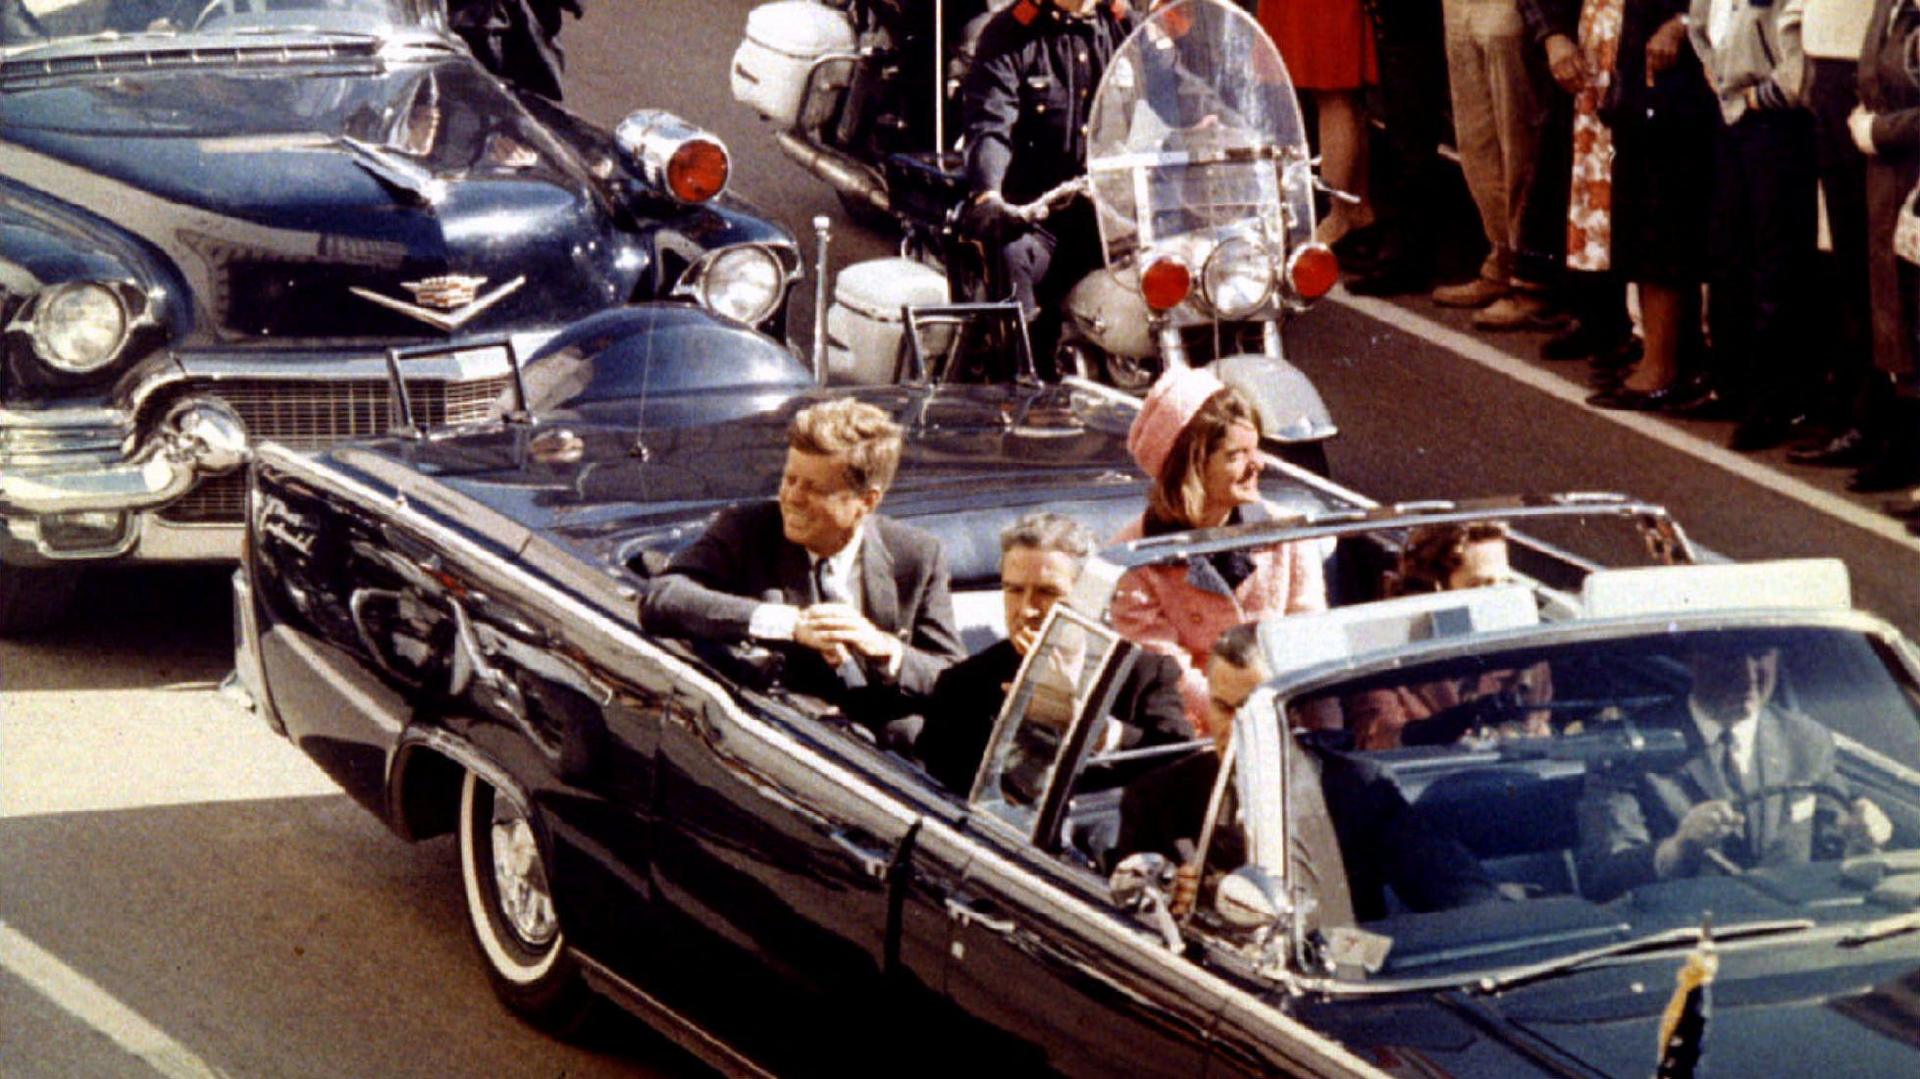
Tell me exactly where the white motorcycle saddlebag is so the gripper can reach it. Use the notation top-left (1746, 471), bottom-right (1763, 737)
top-left (826, 258), bottom-right (951, 385)
top-left (1063, 266), bottom-right (1155, 361)
top-left (731, 1), bottom-right (857, 128)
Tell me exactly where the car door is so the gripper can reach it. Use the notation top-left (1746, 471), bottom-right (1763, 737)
top-left (646, 676), bottom-right (937, 1070)
top-left (915, 610), bottom-right (1225, 1076)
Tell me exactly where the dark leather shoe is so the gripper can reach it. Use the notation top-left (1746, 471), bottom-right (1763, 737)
top-left (1587, 384), bottom-right (1681, 411)
top-left (1784, 427), bottom-right (1874, 467)
top-left (1344, 263), bottom-right (1432, 297)
top-left (1727, 412), bottom-right (1807, 452)
top-left (1849, 453), bottom-right (1920, 493)
top-left (1662, 384), bottom-right (1737, 421)
top-left (1882, 490), bottom-right (1920, 518)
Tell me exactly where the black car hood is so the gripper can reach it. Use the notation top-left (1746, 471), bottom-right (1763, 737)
top-left (1440, 947), bottom-right (1920, 1076)
top-left (1, 56), bottom-right (638, 345)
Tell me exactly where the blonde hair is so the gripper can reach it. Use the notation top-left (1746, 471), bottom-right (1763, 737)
top-left (788, 398), bottom-right (904, 494)
top-left (1145, 386), bottom-right (1260, 530)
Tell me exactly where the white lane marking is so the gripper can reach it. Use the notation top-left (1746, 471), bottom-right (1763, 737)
top-left (0, 921), bottom-right (225, 1079)
top-left (1333, 291), bottom-right (1920, 555)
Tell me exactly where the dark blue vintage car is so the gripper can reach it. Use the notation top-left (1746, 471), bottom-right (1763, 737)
top-left (0, 0), bottom-right (799, 631)
top-left (227, 318), bottom-right (1920, 1075)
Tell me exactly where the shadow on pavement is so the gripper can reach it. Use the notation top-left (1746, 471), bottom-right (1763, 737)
top-left (1, 566), bottom-right (236, 693)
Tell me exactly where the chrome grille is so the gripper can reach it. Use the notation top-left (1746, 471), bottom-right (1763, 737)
top-left (155, 376), bottom-right (511, 524)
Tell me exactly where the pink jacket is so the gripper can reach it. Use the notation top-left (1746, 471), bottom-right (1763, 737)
top-left (1110, 505), bottom-right (1326, 733)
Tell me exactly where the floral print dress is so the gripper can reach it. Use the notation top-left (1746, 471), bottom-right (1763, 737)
top-left (1566, 0), bottom-right (1625, 272)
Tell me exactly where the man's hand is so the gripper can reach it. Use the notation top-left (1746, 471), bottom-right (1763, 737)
top-left (1545, 34), bottom-right (1588, 94)
top-left (1843, 797), bottom-right (1894, 854)
top-left (795, 603), bottom-right (904, 670)
top-left (963, 190), bottom-right (1020, 238)
top-left (1850, 106), bottom-right (1879, 156)
top-left (1655, 799), bottom-right (1744, 877)
top-left (1646, 15), bottom-right (1687, 82)
top-left (1170, 862), bottom-right (1200, 918)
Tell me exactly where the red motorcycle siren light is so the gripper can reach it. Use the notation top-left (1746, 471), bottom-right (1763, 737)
top-left (668, 139), bottom-right (730, 203)
top-left (1287, 243), bottom-right (1339, 300)
top-left (1139, 256), bottom-right (1192, 312)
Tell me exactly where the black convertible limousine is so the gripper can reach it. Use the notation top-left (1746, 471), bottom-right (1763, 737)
top-left (230, 326), bottom-right (1920, 1076)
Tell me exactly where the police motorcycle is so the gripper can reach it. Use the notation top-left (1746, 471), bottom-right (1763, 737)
top-left (767, 0), bottom-right (1340, 471)
top-left (729, 0), bottom-right (994, 224)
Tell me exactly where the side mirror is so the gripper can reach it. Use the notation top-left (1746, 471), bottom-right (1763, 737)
top-left (1108, 851), bottom-right (1173, 909)
top-left (1215, 864), bottom-right (1289, 932)
top-left (1109, 852), bottom-right (1182, 953)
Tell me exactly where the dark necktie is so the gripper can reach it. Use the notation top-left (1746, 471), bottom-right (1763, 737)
top-left (813, 558), bottom-right (867, 689)
top-left (1716, 728), bottom-right (1749, 798)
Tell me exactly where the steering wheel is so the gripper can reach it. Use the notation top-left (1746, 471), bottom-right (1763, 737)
top-left (1723, 780), bottom-right (1852, 819)
top-left (1697, 781), bottom-right (1857, 874)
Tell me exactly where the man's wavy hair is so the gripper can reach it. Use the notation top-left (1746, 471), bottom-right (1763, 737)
top-left (1389, 521), bottom-right (1511, 597)
top-left (788, 398), bottom-right (905, 495)
top-left (1145, 385), bottom-right (1261, 532)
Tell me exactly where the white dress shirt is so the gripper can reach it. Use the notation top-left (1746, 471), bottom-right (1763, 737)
top-left (747, 525), bottom-right (865, 641)
top-left (1689, 697), bottom-right (1760, 782)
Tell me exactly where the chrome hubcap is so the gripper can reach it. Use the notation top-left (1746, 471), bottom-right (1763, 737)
top-left (489, 808), bottom-right (558, 948)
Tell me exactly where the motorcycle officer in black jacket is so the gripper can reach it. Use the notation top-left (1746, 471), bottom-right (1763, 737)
top-left (960, 0), bottom-right (1137, 375)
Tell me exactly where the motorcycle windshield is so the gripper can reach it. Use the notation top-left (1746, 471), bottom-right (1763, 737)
top-left (1085, 0), bottom-right (1311, 267)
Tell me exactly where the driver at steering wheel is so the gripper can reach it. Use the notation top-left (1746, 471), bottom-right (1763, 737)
top-left (1577, 646), bottom-right (1893, 901)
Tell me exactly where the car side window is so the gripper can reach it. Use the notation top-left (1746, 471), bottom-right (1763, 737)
top-left (972, 608), bottom-right (1121, 840)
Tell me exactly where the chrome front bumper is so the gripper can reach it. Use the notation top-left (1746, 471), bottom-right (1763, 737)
top-left (1, 397), bottom-right (248, 516)
top-left (0, 336), bottom-right (548, 564)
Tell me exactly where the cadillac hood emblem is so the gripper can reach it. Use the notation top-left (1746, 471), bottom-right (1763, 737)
top-left (349, 274), bottom-right (526, 332)
top-left (405, 274), bottom-right (487, 311)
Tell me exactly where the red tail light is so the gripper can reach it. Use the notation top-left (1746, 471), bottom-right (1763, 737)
top-left (1287, 243), bottom-right (1339, 300)
top-left (1139, 256), bottom-right (1192, 312)
top-left (667, 139), bottom-right (729, 203)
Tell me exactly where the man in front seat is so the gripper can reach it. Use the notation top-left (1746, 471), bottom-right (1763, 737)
top-left (1577, 644), bottom-right (1893, 901)
top-left (641, 398), bottom-right (965, 700)
top-left (913, 511), bottom-right (1191, 792)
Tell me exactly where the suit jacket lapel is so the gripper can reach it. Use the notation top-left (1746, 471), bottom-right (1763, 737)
top-left (1752, 708), bottom-right (1791, 853)
top-left (860, 528), bottom-right (899, 632)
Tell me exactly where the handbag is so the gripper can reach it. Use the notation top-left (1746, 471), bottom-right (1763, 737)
top-left (1897, 180), bottom-right (1920, 266)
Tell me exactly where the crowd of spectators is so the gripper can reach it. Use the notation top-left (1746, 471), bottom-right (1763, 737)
top-left (1254, 0), bottom-right (1920, 517)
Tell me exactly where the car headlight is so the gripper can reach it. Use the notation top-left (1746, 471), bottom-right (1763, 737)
top-left (694, 245), bottom-right (784, 326)
top-left (32, 282), bottom-right (130, 374)
top-left (1200, 237), bottom-right (1274, 319)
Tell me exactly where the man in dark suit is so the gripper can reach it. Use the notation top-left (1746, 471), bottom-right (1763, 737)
top-left (914, 512), bottom-right (1191, 793)
top-left (1117, 623), bottom-right (1500, 920)
top-left (1578, 646), bottom-right (1893, 902)
top-left (641, 398), bottom-right (965, 699)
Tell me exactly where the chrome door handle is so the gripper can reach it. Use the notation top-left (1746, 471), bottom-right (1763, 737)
top-left (828, 828), bottom-right (892, 882)
top-left (945, 896), bottom-right (1016, 936)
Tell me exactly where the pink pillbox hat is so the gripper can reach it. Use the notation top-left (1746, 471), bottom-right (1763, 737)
top-left (1127, 366), bottom-right (1227, 480)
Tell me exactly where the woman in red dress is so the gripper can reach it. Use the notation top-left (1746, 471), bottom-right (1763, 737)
top-left (1258, 0), bottom-right (1379, 246)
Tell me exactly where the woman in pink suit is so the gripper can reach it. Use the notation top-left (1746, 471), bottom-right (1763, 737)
top-left (1111, 368), bottom-right (1327, 734)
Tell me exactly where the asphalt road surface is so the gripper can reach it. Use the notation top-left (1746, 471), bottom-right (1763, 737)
top-left (3, 2), bottom-right (1917, 1077)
